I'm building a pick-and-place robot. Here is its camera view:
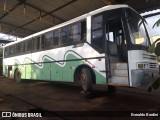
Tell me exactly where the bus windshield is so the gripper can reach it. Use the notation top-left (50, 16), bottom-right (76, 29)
top-left (126, 9), bottom-right (149, 47)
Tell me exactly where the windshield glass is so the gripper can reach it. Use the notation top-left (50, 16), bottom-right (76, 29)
top-left (126, 9), bottom-right (149, 47)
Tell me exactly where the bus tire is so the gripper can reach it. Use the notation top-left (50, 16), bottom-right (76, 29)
top-left (14, 69), bottom-right (21, 83)
top-left (107, 85), bottom-right (116, 93)
top-left (80, 68), bottom-right (92, 92)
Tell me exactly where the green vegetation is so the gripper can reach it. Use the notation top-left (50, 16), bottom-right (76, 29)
top-left (146, 0), bottom-right (160, 92)
top-left (148, 77), bottom-right (160, 92)
top-left (148, 38), bottom-right (160, 58)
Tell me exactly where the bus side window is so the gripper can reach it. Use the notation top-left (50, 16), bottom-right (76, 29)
top-left (4, 47), bottom-right (9, 57)
top-left (33, 37), bottom-right (40, 51)
top-left (8, 46), bottom-right (11, 56)
top-left (70, 23), bottom-right (81, 42)
top-left (61, 27), bottom-right (70, 45)
top-left (44, 32), bottom-right (54, 48)
top-left (20, 42), bottom-right (25, 53)
top-left (9, 45), bottom-right (15, 56)
top-left (41, 35), bottom-right (45, 49)
top-left (91, 15), bottom-right (104, 52)
top-left (16, 43), bottom-right (20, 54)
top-left (32, 38), bottom-right (37, 51)
top-left (27, 40), bottom-right (32, 51)
top-left (53, 30), bottom-right (59, 46)
top-left (81, 21), bottom-right (86, 40)
top-left (37, 37), bottom-right (40, 50)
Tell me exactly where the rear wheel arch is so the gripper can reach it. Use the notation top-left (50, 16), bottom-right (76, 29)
top-left (74, 64), bottom-right (96, 84)
top-left (14, 68), bottom-right (21, 83)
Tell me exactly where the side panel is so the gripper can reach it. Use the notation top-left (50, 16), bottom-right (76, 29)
top-left (31, 64), bottom-right (39, 80)
top-left (62, 61), bottom-right (72, 82)
top-left (41, 62), bottom-right (50, 80)
top-left (14, 59), bottom-right (25, 79)
top-left (51, 63), bottom-right (63, 81)
top-left (25, 64), bottom-right (32, 79)
top-left (3, 43), bottom-right (107, 85)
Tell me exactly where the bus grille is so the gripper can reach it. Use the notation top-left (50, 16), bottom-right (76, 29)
top-left (149, 63), bottom-right (158, 69)
top-left (143, 54), bottom-right (157, 60)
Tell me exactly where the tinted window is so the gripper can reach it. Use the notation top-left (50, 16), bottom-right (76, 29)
top-left (20, 42), bottom-right (25, 53)
top-left (53, 30), bottom-right (59, 46)
top-left (27, 40), bottom-right (32, 51)
top-left (44, 32), bottom-right (53, 48)
top-left (92, 15), bottom-right (103, 30)
top-left (37, 37), bottom-right (40, 50)
top-left (32, 38), bottom-right (37, 51)
top-left (41, 35), bottom-right (45, 49)
top-left (70, 23), bottom-right (81, 42)
top-left (92, 15), bottom-right (104, 52)
top-left (61, 27), bottom-right (70, 44)
top-left (4, 47), bottom-right (9, 57)
top-left (9, 45), bottom-right (15, 55)
top-left (81, 21), bottom-right (86, 40)
top-left (32, 37), bottom-right (40, 50)
top-left (16, 43), bottom-right (20, 54)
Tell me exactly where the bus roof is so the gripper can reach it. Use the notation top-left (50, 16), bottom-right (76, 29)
top-left (4, 4), bottom-right (129, 47)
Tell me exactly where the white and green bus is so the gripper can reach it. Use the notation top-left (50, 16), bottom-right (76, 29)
top-left (3, 5), bottom-right (159, 92)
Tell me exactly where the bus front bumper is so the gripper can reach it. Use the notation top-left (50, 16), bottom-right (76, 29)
top-left (131, 69), bottom-right (159, 87)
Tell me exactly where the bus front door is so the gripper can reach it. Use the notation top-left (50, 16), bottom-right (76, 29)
top-left (105, 17), bottom-right (129, 86)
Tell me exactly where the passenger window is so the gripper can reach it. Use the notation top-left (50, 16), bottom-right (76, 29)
top-left (32, 37), bottom-right (40, 51)
top-left (92, 15), bottom-right (103, 30)
top-left (27, 40), bottom-right (32, 51)
top-left (37, 37), bottom-right (40, 50)
top-left (20, 42), bottom-right (25, 53)
top-left (41, 35), bottom-right (45, 49)
top-left (53, 30), bottom-right (59, 46)
top-left (70, 23), bottom-right (81, 42)
top-left (81, 21), bottom-right (86, 40)
top-left (32, 38), bottom-right (37, 51)
top-left (61, 27), bottom-right (70, 44)
top-left (91, 15), bottom-right (104, 52)
top-left (4, 47), bottom-right (9, 57)
top-left (9, 45), bottom-right (15, 55)
top-left (44, 32), bottom-right (53, 48)
top-left (16, 43), bottom-right (20, 54)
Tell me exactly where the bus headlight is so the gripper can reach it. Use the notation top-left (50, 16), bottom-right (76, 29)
top-left (137, 63), bottom-right (148, 69)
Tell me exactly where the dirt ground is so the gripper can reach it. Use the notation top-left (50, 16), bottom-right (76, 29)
top-left (0, 77), bottom-right (160, 120)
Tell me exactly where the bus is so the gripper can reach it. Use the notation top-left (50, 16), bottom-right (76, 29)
top-left (3, 5), bottom-right (159, 92)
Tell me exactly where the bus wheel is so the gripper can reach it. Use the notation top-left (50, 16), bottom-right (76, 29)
top-left (80, 68), bottom-right (92, 92)
top-left (107, 85), bottom-right (116, 93)
top-left (14, 69), bottom-right (21, 83)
